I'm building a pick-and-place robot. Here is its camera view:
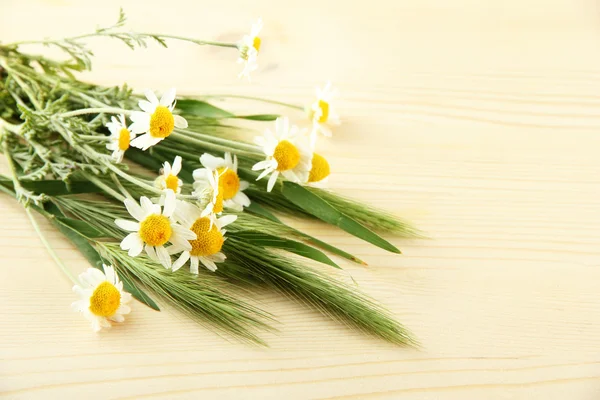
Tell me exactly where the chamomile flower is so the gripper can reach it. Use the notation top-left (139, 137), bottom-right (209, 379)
top-left (71, 264), bottom-right (132, 332)
top-left (237, 18), bottom-right (263, 80)
top-left (155, 156), bottom-right (184, 194)
top-left (193, 152), bottom-right (251, 211)
top-left (192, 169), bottom-right (224, 226)
top-left (129, 88), bottom-right (188, 150)
top-left (171, 201), bottom-right (237, 273)
top-left (106, 114), bottom-right (136, 162)
top-left (307, 82), bottom-right (341, 147)
top-left (115, 190), bottom-right (196, 269)
top-left (252, 117), bottom-right (312, 192)
top-left (306, 153), bottom-right (331, 186)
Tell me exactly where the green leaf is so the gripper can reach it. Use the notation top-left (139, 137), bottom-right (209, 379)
top-left (0, 177), bottom-right (97, 196)
top-left (55, 216), bottom-right (104, 238)
top-left (245, 202), bottom-right (281, 223)
top-left (50, 220), bottom-right (104, 268)
top-left (235, 114), bottom-right (279, 121)
top-left (177, 99), bottom-right (234, 119)
top-left (232, 231), bottom-right (340, 268)
top-left (281, 182), bottom-right (401, 254)
top-left (119, 273), bottom-right (160, 311)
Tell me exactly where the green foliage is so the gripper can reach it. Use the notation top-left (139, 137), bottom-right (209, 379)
top-left (281, 182), bottom-right (401, 253)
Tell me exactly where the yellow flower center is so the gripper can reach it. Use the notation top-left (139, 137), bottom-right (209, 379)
top-left (118, 128), bottom-right (131, 151)
top-left (217, 168), bottom-right (240, 200)
top-left (253, 37), bottom-right (261, 52)
top-left (317, 100), bottom-right (329, 123)
top-left (308, 153), bottom-right (331, 183)
top-left (89, 281), bottom-right (121, 317)
top-left (139, 214), bottom-right (172, 246)
top-left (149, 106), bottom-right (175, 138)
top-left (165, 174), bottom-right (179, 192)
top-left (273, 140), bottom-right (301, 171)
top-left (213, 185), bottom-right (224, 213)
top-left (189, 217), bottom-right (224, 256)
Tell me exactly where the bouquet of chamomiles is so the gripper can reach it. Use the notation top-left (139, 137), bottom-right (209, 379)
top-left (0, 10), bottom-right (420, 346)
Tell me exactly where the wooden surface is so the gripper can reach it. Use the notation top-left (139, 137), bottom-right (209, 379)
top-left (2, 0), bottom-right (600, 398)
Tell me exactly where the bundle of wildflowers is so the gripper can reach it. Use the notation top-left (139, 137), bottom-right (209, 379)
top-left (0, 10), bottom-right (419, 346)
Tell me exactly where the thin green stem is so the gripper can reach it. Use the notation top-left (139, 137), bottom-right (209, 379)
top-left (25, 207), bottom-right (78, 284)
top-left (202, 94), bottom-right (305, 111)
top-left (6, 33), bottom-right (238, 50)
top-left (60, 107), bottom-right (132, 118)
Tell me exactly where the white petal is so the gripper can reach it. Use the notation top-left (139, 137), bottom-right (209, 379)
top-left (174, 115), bottom-right (188, 129)
top-left (145, 244), bottom-right (158, 261)
top-left (162, 190), bottom-right (176, 217)
top-left (208, 252), bottom-right (226, 263)
top-left (121, 233), bottom-right (143, 256)
top-left (130, 111), bottom-right (151, 125)
top-left (172, 251), bottom-right (190, 272)
top-left (115, 219), bottom-right (140, 232)
top-left (163, 161), bottom-right (172, 176)
top-left (193, 168), bottom-right (209, 182)
top-left (129, 121), bottom-right (150, 135)
top-left (233, 191), bottom-right (251, 207)
top-left (190, 256), bottom-right (199, 274)
top-left (267, 171), bottom-right (279, 192)
top-left (156, 246), bottom-right (171, 269)
top-left (217, 214), bottom-right (237, 228)
top-left (256, 167), bottom-right (273, 181)
top-left (140, 196), bottom-right (154, 215)
top-left (172, 224), bottom-right (197, 240)
top-left (130, 134), bottom-right (162, 150)
top-left (144, 89), bottom-right (159, 105)
top-left (109, 314), bottom-right (125, 323)
top-left (172, 156), bottom-right (182, 175)
top-left (200, 153), bottom-right (224, 170)
top-left (281, 169), bottom-right (299, 182)
top-left (124, 198), bottom-right (145, 221)
top-left (138, 100), bottom-right (155, 113)
top-left (252, 160), bottom-right (272, 171)
top-left (200, 257), bottom-right (218, 272)
top-left (160, 88), bottom-right (176, 106)
top-left (239, 180), bottom-right (250, 191)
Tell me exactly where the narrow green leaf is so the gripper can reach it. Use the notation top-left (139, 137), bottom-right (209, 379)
top-left (235, 114), bottom-right (279, 121)
top-left (293, 230), bottom-right (368, 266)
top-left (0, 177), bottom-right (97, 196)
top-left (281, 182), bottom-right (401, 254)
top-left (232, 231), bottom-right (340, 268)
top-left (245, 202), bottom-right (281, 223)
top-left (119, 273), bottom-right (161, 311)
top-left (50, 221), bottom-right (104, 268)
top-left (177, 99), bottom-right (234, 119)
top-left (55, 216), bottom-right (104, 238)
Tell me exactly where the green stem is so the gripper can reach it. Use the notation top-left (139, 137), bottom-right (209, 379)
top-left (6, 33), bottom-right (238, 50)
top-left (25, 207), bottom-right (78, 284)
top-left (202, 94), bottom-right (305, 111)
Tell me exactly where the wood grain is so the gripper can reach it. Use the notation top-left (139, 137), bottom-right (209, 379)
top-left (1, 0), bottom-right (600, 398)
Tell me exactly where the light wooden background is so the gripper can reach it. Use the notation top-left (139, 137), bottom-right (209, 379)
top-left (2, 0), bottom-right (600, 399)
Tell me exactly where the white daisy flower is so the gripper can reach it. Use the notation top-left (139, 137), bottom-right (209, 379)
top-left (155, 155), bottom-right (184, 194)
top-left (192, 168), bottom-right (224, 227)
top-left (129, 88), bottom-right (188, 150)
top-left (193, 152), bottom-right (251, 211)
top-left (237, 18), bottom-right (263, 80)
top-left (306, 152), bottom-right (331, 186)
top-left (71, 264), bottom-right (132, 332)
top-left (252, 116), bottom-right (312, 192)
top-left (171, 201), bottom-right (237, 273)
top-left (114, 190), bottom-right (197, 269)
top-left (106, 114), bottom-right (136, 163)
top-left (307, 82), bottom-right (341, 147)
